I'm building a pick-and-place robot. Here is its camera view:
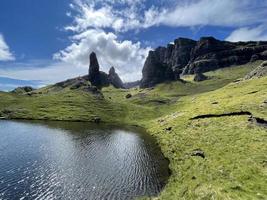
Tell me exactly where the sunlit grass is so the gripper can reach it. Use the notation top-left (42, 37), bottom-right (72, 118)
top-left (0, 61), bottom-right (266, 199)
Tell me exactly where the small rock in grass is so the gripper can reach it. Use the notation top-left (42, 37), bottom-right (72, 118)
top-left (92, 116), bottom-right (101, 123)
top-left (165, 127), bottom-right (172, 131)
top-left (125, 94), bottom-right (132, 99)
top-left (191, 149), bottom-right (205, 159)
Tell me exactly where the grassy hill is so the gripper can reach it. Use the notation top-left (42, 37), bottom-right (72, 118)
top-left (0, 61), bottom-right (266, 199)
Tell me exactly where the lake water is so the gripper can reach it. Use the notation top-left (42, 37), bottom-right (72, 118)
top-left (0, 120), bottom-right (169, 200)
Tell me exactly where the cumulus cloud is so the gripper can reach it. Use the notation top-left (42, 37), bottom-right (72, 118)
top-left (225, 25), bottom-right (267, 42)
top-left (66, 0), bottom-right (145, 32)
top-left (54, 0), bottom-right (267, 82)
top-left (67, 0), bottom-right (267, 32)
top-left (0, 34), bottom-right (15, 61)
top-left (54, 29), bottom-right (150, 81)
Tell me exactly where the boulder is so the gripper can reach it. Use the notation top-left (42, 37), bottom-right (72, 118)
top-left (125, 94), bottom-right (132, 99)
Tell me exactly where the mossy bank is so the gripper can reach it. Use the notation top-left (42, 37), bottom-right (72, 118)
top-left (0, 61), bottom-right (266, 199)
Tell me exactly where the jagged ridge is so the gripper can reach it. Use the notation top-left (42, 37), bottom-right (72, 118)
top-left (140, 36), bottom-right (267, 88)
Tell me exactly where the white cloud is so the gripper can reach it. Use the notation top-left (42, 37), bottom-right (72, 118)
top-left (225, 25), bottom-right (267, 42)
top-left (0, 34), bottom-right (15, 61)
top-left (54, 29), bottom-right (150, 81)
top-left (143, 0), bottom-right (267, 28)
top-left (53, 0), bottom-right (267, 82)
top-left (67, 0), bottom-right (267, 32)
top-left (66, 0), bottom-right (148, 33)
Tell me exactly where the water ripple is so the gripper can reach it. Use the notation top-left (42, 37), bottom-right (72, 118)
top-left (0, 120), bottom-right (169, 200)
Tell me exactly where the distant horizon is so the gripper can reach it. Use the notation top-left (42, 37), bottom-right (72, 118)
top-left (1, 0), bottom-right (267, 90)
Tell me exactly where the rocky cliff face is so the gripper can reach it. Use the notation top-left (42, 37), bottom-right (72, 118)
top-left (88, 52), bottom-right (124, 89)
top-left (140, 37), bottom-right (267, 88)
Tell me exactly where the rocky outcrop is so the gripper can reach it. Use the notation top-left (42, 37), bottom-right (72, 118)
top-left (88, 52), bottom-right (124, 89)
top-left (244, 61), bottom-right (267, 80)
top-left (54, 76), bottom-right (103, 97)
top-left (183, 38), bottom-right (267, 74)
top-left (140, 37), bottom-right (267, 88)
top-left (140, 51), bottom-right (175, 88)
top-left (108, 67), bottom-right (124, 88)
top-left (12, 86), bottom-right (35, 94)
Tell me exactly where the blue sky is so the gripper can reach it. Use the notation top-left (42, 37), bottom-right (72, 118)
top-left (0, 0), bottom-right (267, 91)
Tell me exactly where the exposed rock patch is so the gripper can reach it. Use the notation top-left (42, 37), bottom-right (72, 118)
top-left (191, 149), bottom-right (205, 159)
top-left (248, 116), bottom-right (267, 128)
top-left (244, 61), bottom-right (267, 80)
top-left (54, 76), bottom-right (103, 96)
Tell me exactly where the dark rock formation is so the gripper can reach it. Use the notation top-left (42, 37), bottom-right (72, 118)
top-left (108, 67), bottom-right (124, 88)
top-left (88, 52), bottom-right (110, 88)
top-left (12, 86), bottom-right (35, 94)
top-left (140, 51), bottom-right (175, 88)
top-left (194, 73), bottom-right (208, 82)
top-left (244, 61), bottom-right (267, 79)
top-left (140, 36), bottom-right (267, 88)
top-left (88, 52), bottom-right (124, 89)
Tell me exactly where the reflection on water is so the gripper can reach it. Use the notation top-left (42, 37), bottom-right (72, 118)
top-left (0, 120), bottom-right (169, 200)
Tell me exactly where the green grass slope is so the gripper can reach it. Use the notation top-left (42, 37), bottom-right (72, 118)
top-left (0, 61), bottom-right (266, 199)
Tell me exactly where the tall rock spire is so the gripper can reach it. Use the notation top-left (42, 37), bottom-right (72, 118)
top-left (88, 52), bottom-right (102, 86)
top-left (88, 52), bottom-right (125, 88)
